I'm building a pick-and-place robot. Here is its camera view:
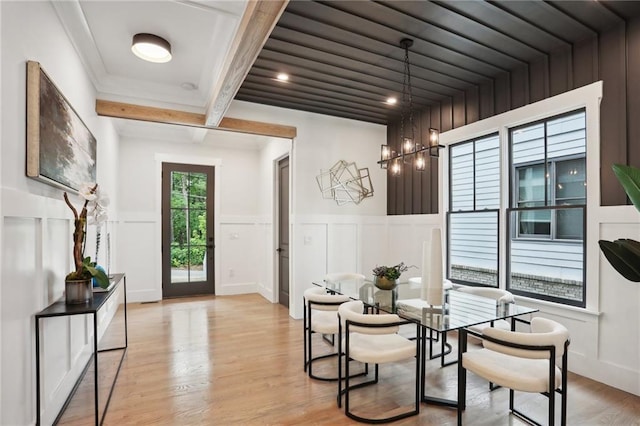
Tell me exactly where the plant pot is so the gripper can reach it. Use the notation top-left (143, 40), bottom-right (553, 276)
top-left (65, 278), bottom-right (93, 304)
top-left (374, 276), bottom-right (398, 290)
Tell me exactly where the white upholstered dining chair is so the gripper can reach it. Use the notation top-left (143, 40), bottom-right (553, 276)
top-left (303, 273), bottom-right (366, 380)
top-left (457, 286), bottom-right (515, 338)
top-left (303, 286), bottom-right (350, 380)
top-left (457, 317), bottom-right (570, 426)
top-left (337, 300), bottom-right (420, 423)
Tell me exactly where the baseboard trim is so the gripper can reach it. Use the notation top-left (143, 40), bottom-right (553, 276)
top-left (126, 289), bottom-right (162, 303)
top-left (570, 351), bottom-right (639, 396)
top-left (216, 282), bottom-right (257, 295)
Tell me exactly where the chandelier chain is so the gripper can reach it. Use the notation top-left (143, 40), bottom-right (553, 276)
top-left (400, 40), bottom-right (415, 142)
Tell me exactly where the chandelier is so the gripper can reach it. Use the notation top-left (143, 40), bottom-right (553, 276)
top-left (378, 38), bottom-right (442, 175)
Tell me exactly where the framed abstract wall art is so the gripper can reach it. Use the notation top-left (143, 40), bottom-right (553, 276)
top-left (26, 60), bottom-right (96, 192)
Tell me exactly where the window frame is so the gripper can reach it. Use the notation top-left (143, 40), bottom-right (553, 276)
top-left (505, 204), bottom-right (587, 307)
top-left (506, 108), bottom-right (587, 307)
top-left (447, 133), bottom-right (500, 288)
top-left (440, 82), bottom-right (601, 311)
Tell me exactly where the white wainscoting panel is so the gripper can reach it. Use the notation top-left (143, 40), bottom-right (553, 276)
top-left (217, 221), bottom-right (265, 295)
top-left (2, 216), bottom-right (39, 425)
top-left (289, 214), bottom-right (443, 319)
top-left (44, 218), bottom-right (69, 305)
top-left (1, 188), bottom-right (123, 425)
top-left (327, 223), bottom-right (358, 274)
top-left (118, 219), bottom-right (160, 302)
top-left (41, 316), bottom-right (68, 406)
top-left (291, 221), bottom-right (328, 319)
top-left (257, 222), bottom-right (274, 301)
top-left (360, 220), bottom-right (389, 278)
top-left (596, 219), bottom-right (640, 394)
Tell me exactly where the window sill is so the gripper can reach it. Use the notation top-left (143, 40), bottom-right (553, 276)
top-left (513, 295), bottom-right (600, 320)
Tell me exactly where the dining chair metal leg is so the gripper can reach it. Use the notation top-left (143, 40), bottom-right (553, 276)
top-left (303, 305), bottom-right (308, 372)
top-left (457, 328), bottom-right (468, 426)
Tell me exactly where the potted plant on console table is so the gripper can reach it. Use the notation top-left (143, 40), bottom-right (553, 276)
top-left (63, 182), bottom-right (110, 304)
top-left (372, 262), bottom-right (412, 290)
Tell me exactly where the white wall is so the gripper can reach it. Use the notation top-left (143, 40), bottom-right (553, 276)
top-left (0, 1), bottom-right (4, 420)
top-left (1, 2), bottom-right (121, 424)
top-left (116, 129), bottom-right (289, 301)
top-left (226, 101), bottom-right (389, 318)
top-left (115, 101), bottom-right (391, 313)
top-left (226, 101), bottom-right (388, 216)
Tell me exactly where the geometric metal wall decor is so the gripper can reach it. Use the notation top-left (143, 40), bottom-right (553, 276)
top-left (316, 160), bottom-right (374, 205)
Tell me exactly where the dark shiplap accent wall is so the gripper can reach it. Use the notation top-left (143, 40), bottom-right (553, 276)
top-left (387, 18), bottom-right (640, 215)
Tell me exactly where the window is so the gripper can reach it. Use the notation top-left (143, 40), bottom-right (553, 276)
top-left (515, 157), bottom-right (585, 239)
top-left (508, 110), bottom-right (586, 306)
top-left (447, 134), bottom-right (500, 287)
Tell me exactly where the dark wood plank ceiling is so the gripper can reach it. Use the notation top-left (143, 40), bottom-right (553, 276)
top-left (236, 0), bottom-right (640, 125)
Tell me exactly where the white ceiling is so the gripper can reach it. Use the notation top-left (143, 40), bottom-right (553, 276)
top-left (53, 0), bottom-right (283, 150)
top-left (53, 0), bottom-right (248, 112)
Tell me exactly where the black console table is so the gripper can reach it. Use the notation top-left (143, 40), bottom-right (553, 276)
top-left (35, 273), bottom-right (127, 425)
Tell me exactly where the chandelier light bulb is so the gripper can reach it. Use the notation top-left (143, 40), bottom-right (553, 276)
top-left (381, 145), bottom-right (391, 160)
top-left (429, 128), bottom-right (439, 146)
top-left (391, 159), bottom-right (402, 176)
top-left (403, 137), bottom-right (414, 154)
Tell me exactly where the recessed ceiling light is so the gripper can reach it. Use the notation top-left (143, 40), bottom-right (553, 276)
top-left (386, 97), bottom-right (397, 105)
top-left (131, 33), bottom-right (172, 63)
top-left (180, 82), bottom-right (197, 90)
top-left (276, 73), bottom-right (289, 82)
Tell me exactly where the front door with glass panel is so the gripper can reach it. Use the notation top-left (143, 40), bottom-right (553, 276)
top-left (162, 162), bottom-right (215, 297)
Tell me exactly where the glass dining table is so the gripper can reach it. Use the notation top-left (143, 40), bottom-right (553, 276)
top-left (313, 277), bottom-right (538, 407)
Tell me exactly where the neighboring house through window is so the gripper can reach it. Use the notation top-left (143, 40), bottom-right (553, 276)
top-left (447, 109), bottom-right (587, 307)
top-left (515, 157), bottom-right (586, 239)
top-left (447, 134), bottom-right (500, 287)
top-left (508, 110), bottom-right (586, 306)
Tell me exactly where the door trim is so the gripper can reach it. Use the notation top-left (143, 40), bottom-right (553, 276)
top-left (161, 162), bottom-right (215, 297)
top-left (155, 154), bottom-right (221, 299)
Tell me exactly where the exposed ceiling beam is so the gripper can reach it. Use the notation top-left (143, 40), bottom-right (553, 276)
top-left (205, 0), bottom-right (288, 127)
top-left (96, 100), bottom-right (297, 139)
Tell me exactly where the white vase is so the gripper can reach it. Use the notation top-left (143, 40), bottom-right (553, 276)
top-left (424, 228), bottom-right (444, 306)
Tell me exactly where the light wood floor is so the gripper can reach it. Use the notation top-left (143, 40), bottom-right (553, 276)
top-left (59, 294), bottom-right (640, 425)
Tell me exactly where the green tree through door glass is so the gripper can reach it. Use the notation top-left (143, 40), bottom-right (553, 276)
top-left (170, 171), bottom-right (208, 283)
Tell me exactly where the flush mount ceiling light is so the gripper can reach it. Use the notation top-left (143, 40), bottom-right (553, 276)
top-left (131, 33), bottom-right (172, 63)
top-left (276, 73), bottom-right (289, 82)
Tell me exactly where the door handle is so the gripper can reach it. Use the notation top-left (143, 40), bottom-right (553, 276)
top-left (276, 248), bottom-right (283, 253)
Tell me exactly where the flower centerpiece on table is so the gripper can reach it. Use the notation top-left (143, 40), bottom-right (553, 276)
top-left (63, 183), bottom-right (110, 289)
top-left (372, 262), bottom-right (413, 290)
